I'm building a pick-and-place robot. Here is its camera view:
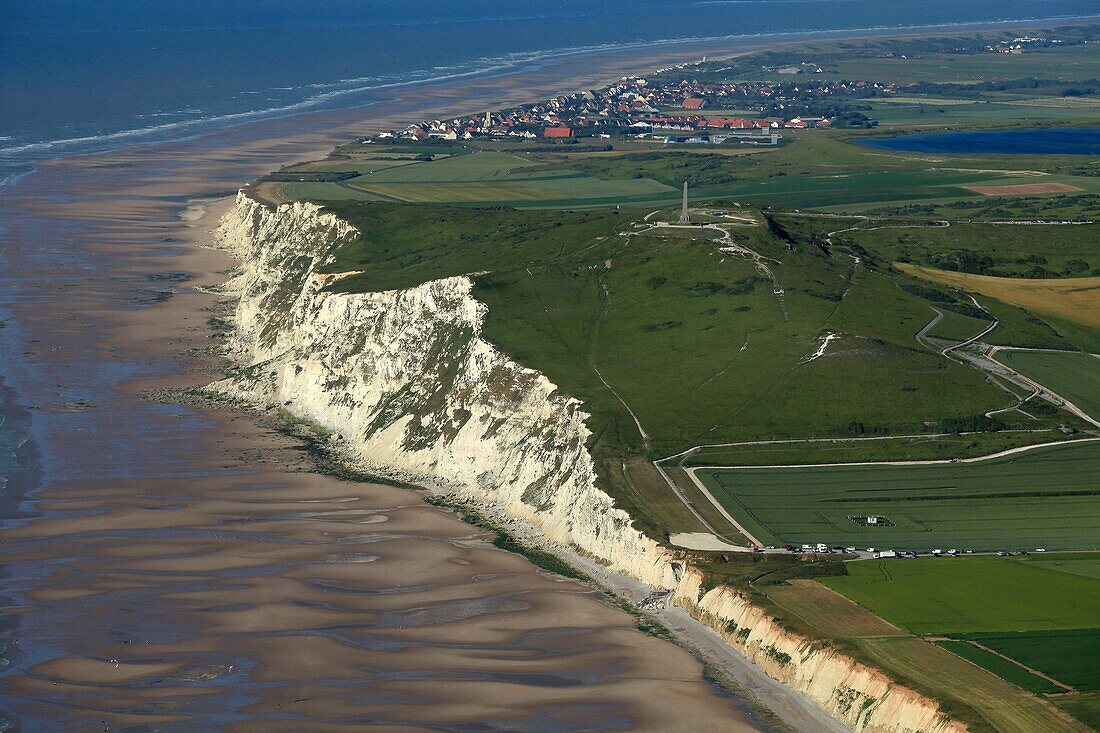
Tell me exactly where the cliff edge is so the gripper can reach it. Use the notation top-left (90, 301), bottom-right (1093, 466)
top-left (207, 192), bottom-right (969, 733)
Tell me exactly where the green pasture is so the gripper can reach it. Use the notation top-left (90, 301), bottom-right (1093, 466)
top-left (696, 440), bottom-right (1100, 551)
top-left (868, 100), bottom-right (1100, 128)
top-left (958, 629), bottom-right (1100, 692)
top-left (298, 150), bottom-right (678, 206)
top-left (845, 222), bottom-right (1100, 279)
top-left (996, 349), bottom-right (1100, 421)
top-left (268, 131), bottom-right (1100, 213)
top-left (750, 45), bottom-right (1100, 85)
top-left (569, 135), bottom-right (1100, 212)
top-left (926, 307), bottom-right (993, 342)
top-left (932, 640), bottom-right (1062, 694)
top-left (823, 553), bottom-right (1100, 634)
top-left (1057, 694), bottom-right (1100, 731)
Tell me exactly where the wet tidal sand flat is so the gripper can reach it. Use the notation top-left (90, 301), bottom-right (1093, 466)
top-left (0, 48), bottom-right (767, 732)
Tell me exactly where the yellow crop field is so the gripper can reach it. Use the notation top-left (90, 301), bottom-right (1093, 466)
top-left (898, 264), bottom-right (1100, 332)
top-left (763, 580), bottom-right (906, 639)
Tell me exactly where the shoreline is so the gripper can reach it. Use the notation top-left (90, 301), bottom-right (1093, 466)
top-left (0, 32), bottom-right (818, 732)
top-left (4, 14), bottom-right (1100, 171)
top-left (159, 381), bottom-right (848, 733)
top-left (2, 16), bottom-right (1097, 731)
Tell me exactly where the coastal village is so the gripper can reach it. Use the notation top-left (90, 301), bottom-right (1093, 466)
top-left (375, 60), bottom-right (900, 146)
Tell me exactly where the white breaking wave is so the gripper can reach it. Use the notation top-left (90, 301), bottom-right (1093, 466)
top-left (3, 11), bottom-right (1098, 163)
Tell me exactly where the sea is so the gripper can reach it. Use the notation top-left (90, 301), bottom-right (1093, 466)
top-left (3, 0), bottom-right (1100, 190)
top-left (2, 3), bottom-right (1100, 728)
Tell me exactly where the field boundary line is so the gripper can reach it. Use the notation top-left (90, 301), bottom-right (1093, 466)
top-left (958, 640), bottom-right (1076, 692)
top-left (656, 428), bottom-right (1056, 466)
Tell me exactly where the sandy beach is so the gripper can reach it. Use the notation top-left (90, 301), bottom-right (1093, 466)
top-left (0, 40), bottom-right (798, 732)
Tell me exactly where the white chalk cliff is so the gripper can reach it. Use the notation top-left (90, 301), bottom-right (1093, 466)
top-left (209, 192), bottom-right (971, 733)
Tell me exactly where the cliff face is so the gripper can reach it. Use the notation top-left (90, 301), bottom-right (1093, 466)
top-left (210, 193), bottom-right (969, 733)
top-left (672, 570), bottom-right (967, 733)
top-left (213, 193), bottom-right (678, 587)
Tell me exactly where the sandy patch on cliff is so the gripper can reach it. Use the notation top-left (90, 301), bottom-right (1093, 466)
top-left (670, 532), bottom-right (749, 552)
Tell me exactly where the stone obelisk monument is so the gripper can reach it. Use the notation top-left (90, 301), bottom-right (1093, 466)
top-left (678, 181), bottom-right (691, 224)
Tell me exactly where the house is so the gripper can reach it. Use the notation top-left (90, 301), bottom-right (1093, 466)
top-left (543, 126), bottom-right (574, 138)
top-left (682, 97), bottom-right (706, 110)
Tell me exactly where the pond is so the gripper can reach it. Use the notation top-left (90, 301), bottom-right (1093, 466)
top-left (860, 127), bottom-right (1100, 155)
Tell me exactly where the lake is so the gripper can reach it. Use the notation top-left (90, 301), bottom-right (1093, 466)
top-left (861, 127), bottom-right (1100, 155)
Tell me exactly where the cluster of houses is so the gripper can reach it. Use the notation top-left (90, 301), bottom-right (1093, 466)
top-left (375, 73), bottom-right (894, 144)
top-left (987, 36), bottom-right (1056, 54)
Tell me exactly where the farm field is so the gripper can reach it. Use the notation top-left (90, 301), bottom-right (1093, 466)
top-left (846, 221), bottom-right (1100, 280)
top-left (760, 580), bottom-right (905, 639)
top-left (852, 635), bottom-right (1090, 733)
top-left (751, 43), bottom-right (1100, 85)
top-left (1058, 694), bottom-right (1100, 732)
top-left (866, 99), bottom-right (1100, 128)
top-left (825, 555), bottom-right (1100, 714)
top-left (931, 640), bottom-right (1062, 694)
top-left (262, 129), bottom-right (1100, 214)
top-left (900, 264), bottom-right (1100, 352)
top-left (694, 440), bottom-right (1100, 551)
top-left (279, 150), bottom-right (680, 207)
top-left (822, 554), bottom-right (1100, 635)
top-left (995, 349), bottom-right (1100, 421)
top-left (265, 29), bottom-right (1100, 733)
top-left (957, 629), bottom-right (1100, 692)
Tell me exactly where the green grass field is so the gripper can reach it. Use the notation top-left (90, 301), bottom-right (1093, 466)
top-left (749, 44), bottom-right (1100, 86)
top-left (281, 150), bottom-right (679, 206)
top-left (267, 30), bottom-right (1100, 733)
top-left (958, 629), bottom-right (1100, 692)
top-left (823, 554), bottom-right (1100, 634)
top-left (1058, 694), bottom-right (1100, 732)
top-left (846, 222), bottom-right (1100, 280)
top-left (825, 554), bottom-right (1100, 708)
top-left (932, 640), bottom-right (1063, 694)
top-left (853, 635), bottom-right (1089, 733)
top-left (696, 440), bottom-right (1100, 551)
top-left (996, 349), bottom-right (1100, 421)
top-left (902, 265), bottom-right (1100, 353)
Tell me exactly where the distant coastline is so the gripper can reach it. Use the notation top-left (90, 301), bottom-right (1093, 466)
top-left (3, 14), bottom-right (1100, 170)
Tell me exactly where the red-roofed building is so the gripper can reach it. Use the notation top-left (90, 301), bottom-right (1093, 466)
top-left (682, 97), bottom-right (706, 110)
top-left (543, 126), bottom-right (575, 138)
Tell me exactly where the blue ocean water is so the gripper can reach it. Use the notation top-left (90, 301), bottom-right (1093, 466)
top-left (862, 127), bottom-right (1100, 155)
top-left (2, 0), bottom-right (1099, 183)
